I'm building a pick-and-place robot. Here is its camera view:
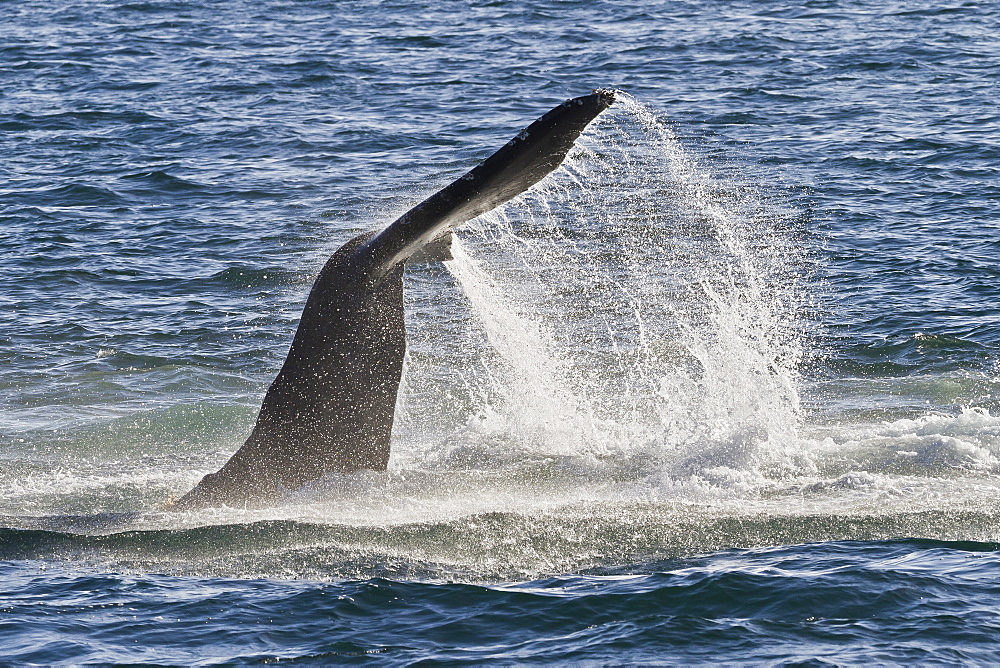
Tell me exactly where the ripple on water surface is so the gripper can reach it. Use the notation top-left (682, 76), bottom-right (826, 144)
top-left (2, 540), bottom-right (1000, 663)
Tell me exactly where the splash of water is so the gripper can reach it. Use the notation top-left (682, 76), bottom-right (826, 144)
top-left (403, 94), bottom-right (811, 483)
top-left (442, 238), bottom-right (595, 456)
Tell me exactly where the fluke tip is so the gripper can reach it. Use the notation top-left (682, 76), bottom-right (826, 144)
top-left (593, 88), bottom-right (618, 105)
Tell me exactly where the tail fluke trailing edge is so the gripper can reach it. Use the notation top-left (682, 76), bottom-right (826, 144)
top-left (353, 89), bottom-right (617, 280)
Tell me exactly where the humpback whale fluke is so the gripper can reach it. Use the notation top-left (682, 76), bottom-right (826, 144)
top-left (173, 90), bottom-right (616, 510)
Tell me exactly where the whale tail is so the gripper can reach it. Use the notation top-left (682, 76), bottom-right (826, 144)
top-left (173, 90), bottom-right (616, 510)
top-left (354, 89), bottom-right (617, 280)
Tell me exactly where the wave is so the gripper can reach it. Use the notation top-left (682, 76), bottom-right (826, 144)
top-left (4, 488), bottom-right (1000, 583)
top-left (7, 183), bottom-right (129, 208)
top-left (3, 536), bottom-right (997, 663)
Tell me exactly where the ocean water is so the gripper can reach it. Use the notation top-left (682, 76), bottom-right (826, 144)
top-left (2, 0), bottom-right (999, 663)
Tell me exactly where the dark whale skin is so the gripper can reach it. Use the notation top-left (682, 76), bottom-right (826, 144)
top-left (174, 90), bottom-right (615, 509)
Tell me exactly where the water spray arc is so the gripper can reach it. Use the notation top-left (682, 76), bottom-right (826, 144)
top-left (402, 93), bottom-right (810, 484)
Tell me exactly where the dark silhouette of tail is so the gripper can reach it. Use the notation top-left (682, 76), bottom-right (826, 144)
top-left (173, 90), bottom-right (616, 510)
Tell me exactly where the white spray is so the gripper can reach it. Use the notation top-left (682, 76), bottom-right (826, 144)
top-left (402, 94), bottom-right (810, 483)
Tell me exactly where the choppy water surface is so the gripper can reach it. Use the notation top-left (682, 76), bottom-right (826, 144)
top-left (2, 0), bottom-right (999, 663)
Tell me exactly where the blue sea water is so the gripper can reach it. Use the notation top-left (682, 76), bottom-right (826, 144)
top-left (2, 0), bottom-right (1000, 663)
